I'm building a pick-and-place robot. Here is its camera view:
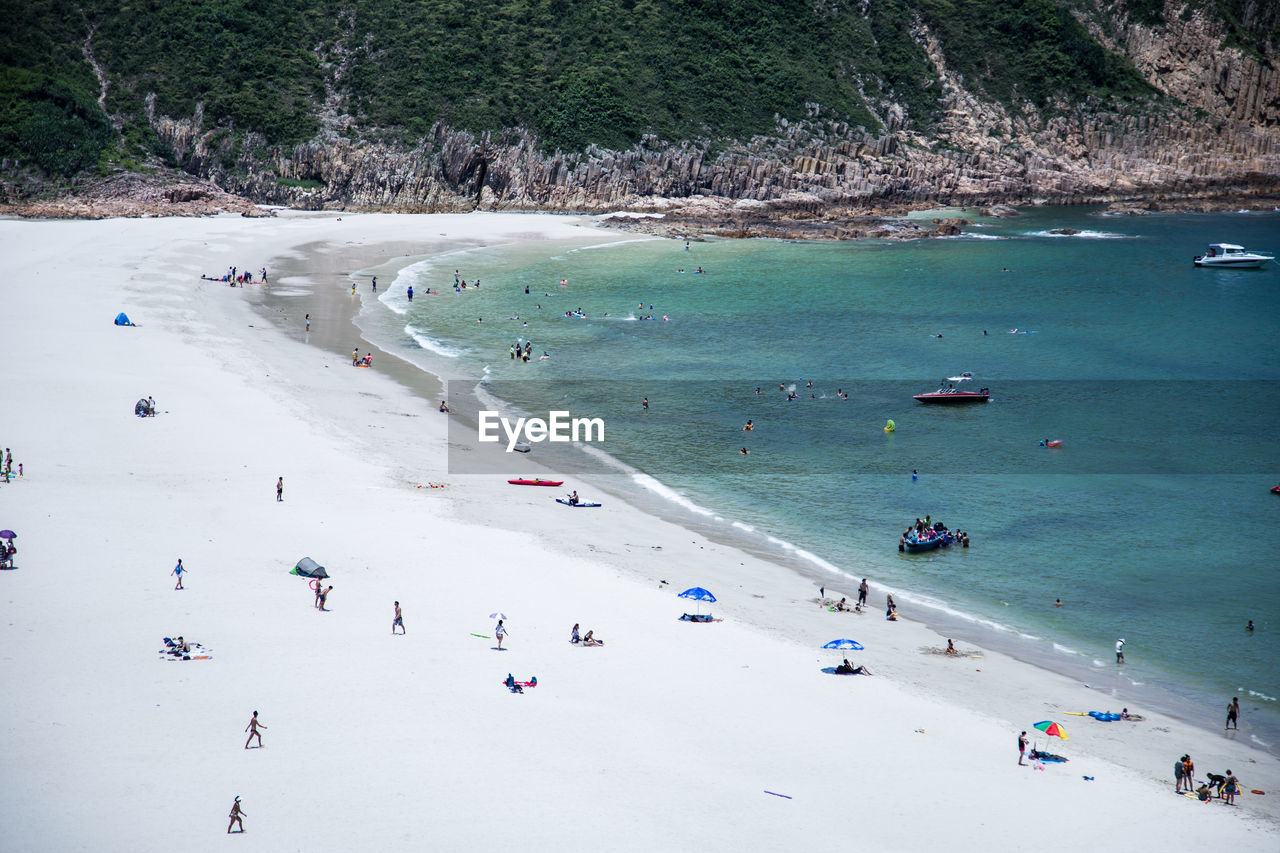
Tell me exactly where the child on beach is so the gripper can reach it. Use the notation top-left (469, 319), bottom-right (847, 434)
top-left (227, 797), bottom-right (245, 833)
top-left (172, 558), bottom-right (186, 590)
top-left (495, 619), bottom-right (507, 650)
top-left (1223, 771), bottom-right (1240, 805)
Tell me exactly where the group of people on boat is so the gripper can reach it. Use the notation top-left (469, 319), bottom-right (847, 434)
top-left (899, 516), bottom-right (970, 550)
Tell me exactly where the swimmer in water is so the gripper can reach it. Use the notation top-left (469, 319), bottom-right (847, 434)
top-left (743, 420), bottom-right (753, 431)
top-left (739, 447), bottom-right (749, 455)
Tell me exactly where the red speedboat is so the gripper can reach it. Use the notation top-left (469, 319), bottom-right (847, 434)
top-left (508, 478), bottom-right (564, 486)
top-left (914, 373), bottom-right (990, 404)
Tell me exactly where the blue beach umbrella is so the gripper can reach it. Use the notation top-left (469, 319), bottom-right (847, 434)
top-left (678, 586), bottom-right (716, 615)
top-left (822, 639), bottom-right (864, 651)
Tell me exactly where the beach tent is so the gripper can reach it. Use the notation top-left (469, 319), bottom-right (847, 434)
top-left (291, 557), bottom-right (329, 579)
top-left (134, 398), bottom-right (153, 417)
top-left (114, 313), bottom-right (134, 326)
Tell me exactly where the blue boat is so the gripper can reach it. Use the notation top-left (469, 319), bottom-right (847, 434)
top-left (902, 529), bottom-right (945, 552)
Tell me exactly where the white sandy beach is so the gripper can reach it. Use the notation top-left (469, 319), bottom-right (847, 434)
top-left (1, 211), bottom-right (1276, 852)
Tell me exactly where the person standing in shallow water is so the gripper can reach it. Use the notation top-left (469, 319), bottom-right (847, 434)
top-left (1226, 696), bottom-right (1240, 730)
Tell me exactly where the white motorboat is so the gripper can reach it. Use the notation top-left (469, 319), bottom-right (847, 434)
top-left (1193, 243), bottom-right (1273, 269)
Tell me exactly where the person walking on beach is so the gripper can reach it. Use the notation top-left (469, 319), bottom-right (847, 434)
top-left (172, 558), bottom-right (186, 590)
top-left (227, 796), bottom-right (245, 833)
top-left (244, 711), bottom-right (266, 749)
top-left (495, 619), bottom-right (507, 650)
top-left (318, 585), bottom-right (333, 611)
top-left (1226, 696), bottom-right (1240, 730)
top-left (858, 578), bottom-right (869, 608)
top-left (392, 601), bottom-right (405, 634)
top-left (276, 477), bottom-right (284, 502)
top-left (1115, 638), bottom-right (1125, 664)
top-left (1018, 731), bottom-right (1028, 765)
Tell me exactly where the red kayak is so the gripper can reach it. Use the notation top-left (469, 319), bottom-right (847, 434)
top-left (1271, 485), bottom-right (1280, 495)
top-left (508, 478), bottom-right (564, 486)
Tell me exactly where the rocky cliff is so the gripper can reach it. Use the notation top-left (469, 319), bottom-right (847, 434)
top-left (12, 0), bottom-right (1280, 221)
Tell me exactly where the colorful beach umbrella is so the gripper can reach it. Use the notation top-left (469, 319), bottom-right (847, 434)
top-left (822, 639), bottom-right (864, 651)
top-left (1033, 720), bottom-right (1069, 740)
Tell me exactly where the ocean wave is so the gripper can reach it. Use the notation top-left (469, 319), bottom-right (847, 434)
top-left (382, 292), bottom-right (409, 316)
top-left (577, 443), bottom-right (637, 474)
top-left (1052, 643), bottom-right (1080, 655)
top-left (762, 534), bottom-right (846, 576)
top-left (885, 588), bottom-right (1041, 639)
top-left (731, 521), bottom-right (756, 533)
top-left (962, 233), bottom-right (1008, 240)
top-left (1247, 689), bottom-right (1277, 702)
top-left (405, 324), bottom-right (462, 358)
top-left (631, 473), bottom-right (716, 517)
top-left (1025, 229), bottom-right (1127, 239)
top-left (570, 237), bottom-right (661, 252)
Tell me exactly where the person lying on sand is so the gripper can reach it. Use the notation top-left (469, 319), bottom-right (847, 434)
top-left (834, 659), bottom-right (871, 675)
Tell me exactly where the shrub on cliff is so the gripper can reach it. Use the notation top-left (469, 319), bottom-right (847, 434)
top-left (0, 68), bottom-right (115, 178)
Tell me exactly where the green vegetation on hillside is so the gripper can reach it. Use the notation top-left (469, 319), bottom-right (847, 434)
top-left (0, 0), bottom-right (1228, 184)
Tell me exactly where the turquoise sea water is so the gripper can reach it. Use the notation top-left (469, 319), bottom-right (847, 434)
top-left (362, 207), bottom-right (1280, 750)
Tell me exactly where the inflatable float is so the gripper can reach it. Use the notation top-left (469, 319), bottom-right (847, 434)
top-left (884, 419), bottom-right (896, 433)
